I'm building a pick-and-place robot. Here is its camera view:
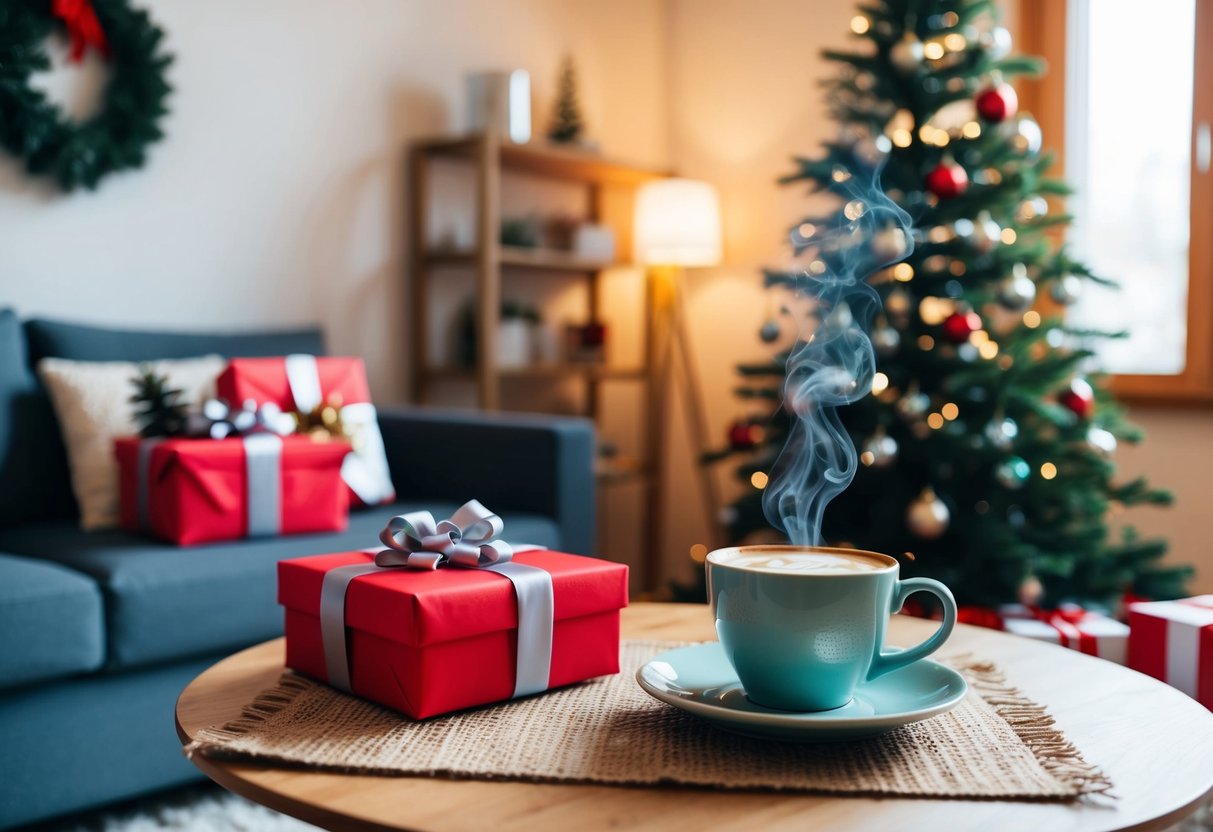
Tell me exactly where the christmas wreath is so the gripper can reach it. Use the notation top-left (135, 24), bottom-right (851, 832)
top-left (0, 0), bottom-right (173, 191)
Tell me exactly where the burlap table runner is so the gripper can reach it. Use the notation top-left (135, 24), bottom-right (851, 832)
top-left (185, 639), bottom-right (1110, 800)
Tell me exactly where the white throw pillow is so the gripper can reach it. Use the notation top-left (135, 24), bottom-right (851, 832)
top-left (38, 355), bottom-right (227, 530)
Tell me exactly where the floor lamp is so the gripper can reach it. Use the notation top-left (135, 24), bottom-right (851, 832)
top-left (634, 178), bottom-right (724, 593)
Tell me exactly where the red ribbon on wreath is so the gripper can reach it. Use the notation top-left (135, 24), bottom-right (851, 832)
top-left (52, 0), bottom-right (109, 63)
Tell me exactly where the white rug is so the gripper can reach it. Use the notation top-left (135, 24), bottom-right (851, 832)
top-left (38, 785), bottom-right (318, 832)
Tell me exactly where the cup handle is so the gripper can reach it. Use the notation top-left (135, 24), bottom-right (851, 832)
top-left (867, 577), bottom-right (957, 681)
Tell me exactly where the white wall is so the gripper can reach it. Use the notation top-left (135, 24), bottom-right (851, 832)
top-left (0, 0), bottom-right (670, 404)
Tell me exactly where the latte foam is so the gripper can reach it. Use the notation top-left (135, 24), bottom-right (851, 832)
top-left (718, 551), bottom-right (888, 574)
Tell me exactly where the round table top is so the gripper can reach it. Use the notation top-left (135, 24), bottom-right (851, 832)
top-left (176, 602), bottom-right (1213, 832)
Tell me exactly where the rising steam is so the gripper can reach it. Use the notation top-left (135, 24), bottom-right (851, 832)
top-left (763, 156), bottom-right (912, 546)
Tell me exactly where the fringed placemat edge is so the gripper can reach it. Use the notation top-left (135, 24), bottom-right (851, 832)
top-left (950, 656), bottom-right (1113, 798)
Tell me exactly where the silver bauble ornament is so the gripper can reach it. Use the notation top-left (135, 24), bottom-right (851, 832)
top-left (1087, 426), bottom-right (1118, 455)
top-left (890, 34), bottom-right (925, 73)
top-left (1003, 116), bottom-right (1043, 155)
top-left (896, 389), bottom-right (930, 419)
top-left (907, 487), bottom-right (950, 538)
top-left (1018, 574), bottom-right (1044, 606)
top-left (885, 288), bottom-right (911, 319)
top-left (871, 225), bottom-right (909, 262)
top-left (964, 210), bottom-right (1002, 254)
top-left (854, 134), bottom-right (892, 166)
top-left (997, 264), bottom-right (1037, 310)
top-left (861, 430), bottom-right (899, 468)
top-left (872, 324), bottom-right (901, 356)
top-left (983, 26), bottom-right (1013, 60)
top-left (984, 417), bottom-right (1019, 451)
top-left (1051, 274), bottom-right (1082, 305)
top-left (1016, 196), bottom-right (1049, 223)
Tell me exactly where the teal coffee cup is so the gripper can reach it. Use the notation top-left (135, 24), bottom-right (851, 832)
top-left (707, 545), bottom-right (957, 712)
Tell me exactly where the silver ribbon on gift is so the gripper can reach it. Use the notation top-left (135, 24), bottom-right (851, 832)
top-left (136, 434), bottom-right (283, 537)
top-left (318, 500), bottom-right (555, 700)
top-left (284, 353), bottom-right (394, 505)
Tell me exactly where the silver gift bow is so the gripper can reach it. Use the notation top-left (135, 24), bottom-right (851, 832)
top-left (186, 398), bottom-right (296, 440)
top-left (375, 500), bottom-right (512, 570)
top-left (319, 500), bottom-right (555, 701)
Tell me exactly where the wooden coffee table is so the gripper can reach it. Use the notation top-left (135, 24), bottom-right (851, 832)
top-left (177, 602), bottom-right (1213, 832)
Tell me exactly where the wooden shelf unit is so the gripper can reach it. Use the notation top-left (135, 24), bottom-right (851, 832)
top-left (408, 132), bottom-right (671, 588)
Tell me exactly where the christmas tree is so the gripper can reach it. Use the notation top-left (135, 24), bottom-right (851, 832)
top-left (700, 0), bottom-right (1189, 609)
top-left (547, 56), bottom-right (583, 144)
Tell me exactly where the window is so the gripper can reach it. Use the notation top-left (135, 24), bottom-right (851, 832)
top-left (1019, 0), bottom-right (1213, 401)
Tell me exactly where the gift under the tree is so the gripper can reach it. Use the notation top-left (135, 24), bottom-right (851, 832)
top-left (115, 435), bottom-right (350, 545)
top-left (216, 355), bottom-right (395, 507)
top-left (1128, 596), bottom-right (1213, 708)
top-left (278, 501), bottom-right (629, 719)
top-left (997, 604), bottom-right (1128, 664)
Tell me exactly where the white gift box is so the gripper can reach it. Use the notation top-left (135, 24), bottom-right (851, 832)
top-left (998, 604), bottom-right (1128, 665)
top-left (1128, 597), bottom-right (1213, 708)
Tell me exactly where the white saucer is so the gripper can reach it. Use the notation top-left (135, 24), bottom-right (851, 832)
top-left (636, 642), bottom-right (968, 742)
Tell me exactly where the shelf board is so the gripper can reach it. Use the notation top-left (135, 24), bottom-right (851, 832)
top-left (596, 455), bottom-right (650, 484)
top-left (416, 133), bottom-right (670, 185)
top-left (424, 364), bottom-right (646, 381)
top-left (500, 247), bottom-right (626, 271)
top-left (424, 247), bottom-right (627, 272)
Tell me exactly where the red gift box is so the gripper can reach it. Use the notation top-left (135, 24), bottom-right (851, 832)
top-left (115, 435), bottom-right (350, 545)
top-left (279, 549), bottom-right (629, 719)
top-left (1129, 597), bottom-right (1213, 708)
top-left (217, 355), bottom-right (395, 507)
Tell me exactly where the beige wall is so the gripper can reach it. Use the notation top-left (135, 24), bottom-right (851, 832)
top-left (1, 0), bottom-right (1206, 594)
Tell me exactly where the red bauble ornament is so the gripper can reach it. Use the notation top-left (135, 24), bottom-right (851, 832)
top-left (1058, 378), bottom-right (1095, 419)
top-left (925, 161), bottom-right (969, 199)
top-left (941, 310), bottom-right (982, 343)
top-left (976, 83), bottom-right (1018, 123)
top-left (728, 420), bottom-right (764, 450)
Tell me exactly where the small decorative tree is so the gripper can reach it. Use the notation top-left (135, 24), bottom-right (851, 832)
top-left (547, 56), bottom-right (584, 144)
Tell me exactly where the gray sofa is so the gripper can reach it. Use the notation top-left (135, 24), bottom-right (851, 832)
top-left (0, 310), bottom-right (595, 829)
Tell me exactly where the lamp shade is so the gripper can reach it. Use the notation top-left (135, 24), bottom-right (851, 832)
top-left (634, 178), bottom-right (723, 267)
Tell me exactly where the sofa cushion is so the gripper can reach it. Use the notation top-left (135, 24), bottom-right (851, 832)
top-left (0, 552), bottom-right (105, 690)
top-left (0, 503), bottom-right (561, 671)
top-left (24, 319), bottom-right (327, 364)
top-left (0, 309), bottom-right (72, 527)
top-left (9, 317), bottom-right (328, 528)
